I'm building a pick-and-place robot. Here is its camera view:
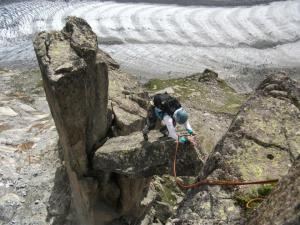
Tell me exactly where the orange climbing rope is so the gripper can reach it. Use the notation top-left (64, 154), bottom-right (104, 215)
top-left (172, 137), bottom-right (279, 189)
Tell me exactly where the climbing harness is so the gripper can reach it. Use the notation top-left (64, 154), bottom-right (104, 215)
top-left (172, 135), bottom-right (279, 189)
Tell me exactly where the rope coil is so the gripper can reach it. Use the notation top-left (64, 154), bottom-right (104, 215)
top-left (246, 197), bottom-right (264, 209)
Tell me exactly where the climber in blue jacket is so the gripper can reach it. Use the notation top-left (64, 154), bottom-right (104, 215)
top-left (142, 93), bottom-right (195, 144)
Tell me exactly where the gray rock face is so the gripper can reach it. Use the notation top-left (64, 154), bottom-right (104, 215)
top-left (108, 69), bottom-right (147, 136)
top-left (111, 97), bottom-right (146, 136)
top-left (32, 15), bottom-right (299, 225)
top-left (198, 68), bottom-right (218, 82)
top-left (0, 193), bottom-right (22, 222)
top-left (33, 16), bottom-right (203, 225)
top-left (247, 156), bottom-right (300, 225)
top-left (0, 68), bottom-right (70, 225)
top-left (171, 73), bottom-right (300, 225)
top-left (93, 131), bottom-right (203, 177)
top-left (34, 16), bottom-right (109, 225)
top-left (34, 16), bottom-right (109, 173)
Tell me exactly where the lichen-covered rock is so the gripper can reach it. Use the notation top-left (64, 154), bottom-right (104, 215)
top-left (108, 69), bottom-right (147, 136)
top-left (93, 131), bottom-right (203, 177)
top-left (33, 17), bottom-right (177, 225)
top-left (0, 68), bottom-right (71, 225)
top-left (33, 16), bottom-right (110, 225)
top-left (171, 73), bottom-right (300, 225)
top-left (33, 16), bottom-right (109, 174)
top-left (198, 68), bottom-right (218, 82)
top-left (97, 50), bottom-right (120, 70)
top-left (145, 69), bottom-right (248, 157)
top-left (0, 193), bottom-right (22, 222)
top-left (111, 97), bottom-right (147, 136)
top-left (139, 70), bottom-right (248, 224)
top-left (247, 156), bottom-right (300, 225)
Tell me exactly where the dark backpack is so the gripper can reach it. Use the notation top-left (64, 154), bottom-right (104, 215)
top-left (153, 93), bottom-right (181, 116)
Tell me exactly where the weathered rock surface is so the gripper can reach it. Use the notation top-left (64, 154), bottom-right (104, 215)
top-left (0, 69), bottom-right (70, 225)
top-left (247, 156), bottom-right (300, 225)
top-left (145, 71), bottom-right (248, 157)
top-left (32, 16), bottom-right (155, 225)
top-left (108, 69), bottom-right (147, 136)
top-left (111, 97), bottom-right (146, 136)
top-left (33, 16), bottom-right (198, 225)
top-left (5, 14), bottom-right (295, 225)
top-left (170, 73), bottom-right (300, 225)
top-left (0, 193), bottom-right (22, 222)
top-left (34, 16), bottom-right (110, 225)
top-left (197, 68), bottom-right (218, 82)
top-left (2, 63), bottom-right (299, 225)
top-left (134, 70), bottom-right (248, 225)
top-left (34, 16), bottom-right (109, 174)
top-left (93, 131), bottom-right (203, 177)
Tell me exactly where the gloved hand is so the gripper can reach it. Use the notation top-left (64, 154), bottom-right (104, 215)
top-left (178, 136), bottom-right (188, 144)
top-left (178, 136), bottom-right (196, 145)
top-left (187, 129), bottom-right (193, 135)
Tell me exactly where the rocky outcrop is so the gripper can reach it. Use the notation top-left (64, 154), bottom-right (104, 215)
top-left (202, 73), bottom-right (300, 180)
top-left (138, 70), bottom-right (249, 224)
top-left (170, 73), bottom-right (300, 225)
top-left (30, 15), bottom-right (300, 225)
top-left (108, 69), bottom-right (148, 136)
top-left (145, 70), bottom-right (248, 157)
top-left (93, 131), bottom-right (203, 177)
top-left (33, 17), bottom-right (204, 225)
top-left (3, 46), bottom-right (299, 225)
top-left (197, 68), bottom-right (218, 82)
top-left (247, 156), bottom-right (300, 225)
top-left (34, 16), bottom-right (110, 225)
top-left (110, 97), bottom-right (146, 136)
top-left (34, 16), bottom-right (109, 172)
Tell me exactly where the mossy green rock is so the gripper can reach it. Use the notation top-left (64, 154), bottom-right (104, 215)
top-left (171, 73), bottom-right (300, 225)
top-left (145, 72), bottom-right (248, 158)
top-left (93, 131), bottom-right (203, 177)
top-left (247, 156), bottom-right (300, 225)
top-left (145, 74), bottom-right (246, 116)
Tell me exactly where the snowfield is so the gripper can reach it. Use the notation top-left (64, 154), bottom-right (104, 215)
top-left (0, 0), bottom-right (299, 90)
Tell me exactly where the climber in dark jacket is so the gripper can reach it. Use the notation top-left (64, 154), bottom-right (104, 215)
top-left (142, 93), bottom-right (194, 144)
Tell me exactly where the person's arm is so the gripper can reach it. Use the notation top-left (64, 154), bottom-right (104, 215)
top-left (142, 105), bottom-right (157, 140)
top-left (162, 115), bottom-right (178, 140)
top-left (184, 120), bottom-right (193, 134)
top-left (184, 120), bottom-right (196, 145)
top-left (162, 115), bottom-right (188, 143)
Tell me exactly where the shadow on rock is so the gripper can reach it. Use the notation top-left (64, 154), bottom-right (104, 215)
top-left (46, 166), bottom-right (73, 225)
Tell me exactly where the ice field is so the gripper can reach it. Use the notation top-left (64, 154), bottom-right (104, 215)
top-left (0, 0), bottom-right (300, 89)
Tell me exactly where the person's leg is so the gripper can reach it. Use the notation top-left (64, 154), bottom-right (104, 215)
top-left (162, 115), bottom-right (178, 140)
top-left (142, 105), bottom-right (157, 140)
top-left (159, 125), bottom-right (168, 137)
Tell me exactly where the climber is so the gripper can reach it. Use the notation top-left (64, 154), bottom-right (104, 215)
top-left (142, 92), bottom-right (195, 144)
